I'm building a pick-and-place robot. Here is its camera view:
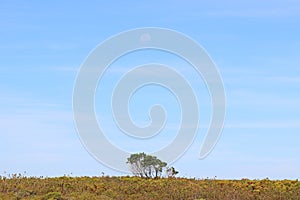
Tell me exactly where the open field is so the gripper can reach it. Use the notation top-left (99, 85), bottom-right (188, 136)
top-left (1, 175), bottom-right (300, 200)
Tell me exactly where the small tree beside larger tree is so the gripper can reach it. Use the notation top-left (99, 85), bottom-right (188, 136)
top-left (126, 152), bottom-right (178, 178)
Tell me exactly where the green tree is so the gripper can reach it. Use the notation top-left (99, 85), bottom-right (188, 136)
top-left (127, 152), bottom-right (177, 178)
top-left (166, 166), bottom-right (179, 177)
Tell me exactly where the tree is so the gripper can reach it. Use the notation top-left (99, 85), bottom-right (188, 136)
top-left (126, 152), bottom-right (146, 177)
top-left (166, 166), bottom-right (179, 177)
top-left (127, 152), bottom-right (177, 178)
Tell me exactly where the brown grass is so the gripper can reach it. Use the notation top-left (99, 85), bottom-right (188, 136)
top-left (1, 175), bottom-right (300, 200)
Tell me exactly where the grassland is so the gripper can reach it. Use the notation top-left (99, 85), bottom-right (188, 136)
top-left (1, 174), bottom-right (300, 199)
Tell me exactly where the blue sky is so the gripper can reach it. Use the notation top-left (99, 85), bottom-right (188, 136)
top-left (1, 0), bottom-right (300, 179)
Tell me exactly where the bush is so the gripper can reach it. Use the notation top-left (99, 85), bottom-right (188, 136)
top-left (42, 192), bottom-right (63, 200)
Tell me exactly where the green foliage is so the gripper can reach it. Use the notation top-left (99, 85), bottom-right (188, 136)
top-left (14, 189), bottom-right (35, 200)
top-left (0, 175), bottom-right (300, 199)
top-left (166, 166), bottom-right (179, 177)
top-left (42, 192), bottom-right (63, 200)
top-left (126, 152), bottom-right (167, 178)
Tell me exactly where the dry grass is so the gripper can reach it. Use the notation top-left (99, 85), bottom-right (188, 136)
top-left (0, 175), bottom-right (300, 200)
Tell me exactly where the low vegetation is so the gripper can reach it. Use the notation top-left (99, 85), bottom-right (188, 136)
top-left (0, 174), bottom-right (299, 200)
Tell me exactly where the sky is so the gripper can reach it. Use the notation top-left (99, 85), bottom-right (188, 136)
top-left (0, 0), bottom-right (300, 179)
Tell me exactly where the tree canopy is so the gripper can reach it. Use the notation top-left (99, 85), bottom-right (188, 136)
top-left (126, 152), bottom-right (178, 178)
